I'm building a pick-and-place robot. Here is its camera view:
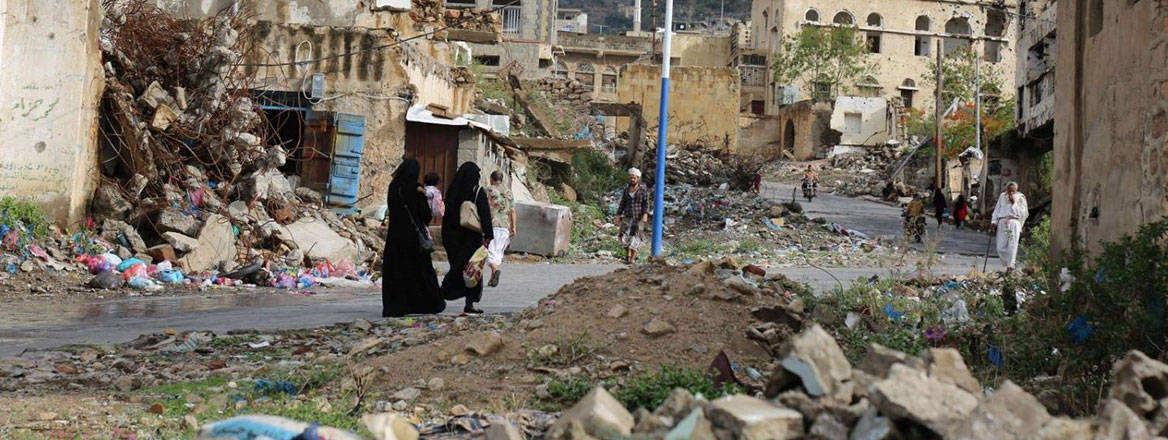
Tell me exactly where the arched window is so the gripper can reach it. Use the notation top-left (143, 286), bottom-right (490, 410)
top-left (858, 76), bottom-right (881, 97)
top-left (914, 16), bottom-right (931, 57)
top-left (984, 9), bottom-right (1007, 63)
top-left (899, 79), bottom-right (918, 108)
top-left (575, 63), bottom-right (595, 86)
top-left (769, 27), bottom-right (779, 53)
top-left (602, 67), bottom-right (618, 93)
top-left (901, 79), bottom-right (917, 88)
top-left (833, 11), bottom-right (854, 25)
top-left (915, 16), bottom-right (931, 31)
top-left (805, 9), bottom-right (819, 23)
top-left (867, 13), bottom-right (882, 27)
top-left (944, 17), bottom-right (972, 57)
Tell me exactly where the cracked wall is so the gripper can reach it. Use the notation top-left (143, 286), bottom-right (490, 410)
top-left (1052, 0), bottom-right (1168, 254)
top-left (617, 64), bottom-right (740, 152)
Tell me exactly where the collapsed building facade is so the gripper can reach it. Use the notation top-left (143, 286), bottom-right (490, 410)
top-left (1051, 0), bottom-right (1168, 254)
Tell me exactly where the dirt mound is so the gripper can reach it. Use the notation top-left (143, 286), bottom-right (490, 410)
top-left (361, 261), bottom-right (807, 410)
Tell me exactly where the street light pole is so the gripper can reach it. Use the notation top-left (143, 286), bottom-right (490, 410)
top-left (651, 0), bottom-right (674, 257)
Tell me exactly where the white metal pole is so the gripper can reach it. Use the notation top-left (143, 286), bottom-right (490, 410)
top-left (976, 41), bottom-right (988, 213)
top-left (651, 0), bottom-right (673, 256)
top-left (634, 0), bottom-right (643, 33)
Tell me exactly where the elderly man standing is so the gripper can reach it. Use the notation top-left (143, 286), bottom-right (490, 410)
top-left (992, 182), bottom-right (1029, 272)
top-left (616, 168), bottom-right (650, 265)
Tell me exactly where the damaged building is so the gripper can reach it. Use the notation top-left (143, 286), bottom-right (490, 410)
top-left (1051, 0), bottom-right (1168, 254)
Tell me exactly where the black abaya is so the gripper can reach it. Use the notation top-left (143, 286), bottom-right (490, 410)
top-left (382, 159), bottom-right (445, 317)
top-left (440, 163), bottom-right (494, 306)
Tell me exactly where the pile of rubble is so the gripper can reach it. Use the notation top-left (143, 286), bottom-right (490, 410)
top-left (409, 0), bottom-right (445, 29)
top-left (74, 1), bottom-right (384, 293)
top-left (534, 77), bottom-right (595, 107)
top-left (443, 8), bottom-right (502, 33)
top-left (641, 144), bottom-right (731, 187)
top-left (825, 144), bottom-right (925, 198)
top-left (543, 326), bottom-right (1167, 439)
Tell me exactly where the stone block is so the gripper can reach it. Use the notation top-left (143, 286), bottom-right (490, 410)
top-left (858, 343), bottom-right (925, 379)
top-left (464, 331), bottom-right (504, 357)
top-left (952, 381), bottom-right (1051, 439)
top-left (924, 348), bottom-right (980, 394)
top-left (776, 324), bottom-right (852, 398)
top-left (869, 364), bottom-right (978, 437)
top-left (509, 202), bottom-right (571, 257)
top-left (163, 232), bottom-right (200, 254)
top-left (284, 217), bottom-right (359, 264)
top-left (485, 420), bottom-right (525, 440)
top-left (665, 409), bottom-right (715, 440)
top-left (545, 387), bottom-right (634, 439)
top-left (708, 395), bottom-right (802, 440)
top-left (146, 245), bottom-right (176, 263)
top-left (158, 209), bottom-right (202, 236)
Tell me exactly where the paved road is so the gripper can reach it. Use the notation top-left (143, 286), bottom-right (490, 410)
top-left (761, 182), bottom-right (998, 256)
top-left (0, 183), bottom-right (1001, 358)
top-left (0, 263), bottom-right (621, 358)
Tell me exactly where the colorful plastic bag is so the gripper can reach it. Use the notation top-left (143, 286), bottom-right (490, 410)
top-left (462, 247), bottom-right (488, 288)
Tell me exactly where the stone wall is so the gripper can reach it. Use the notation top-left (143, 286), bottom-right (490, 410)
top-left (749, 0), bottom-right (1019, 115)
top-left (617, 64), bottom-right (741, 152)
top-left (737, 114), bottom-right (783, 156)
top-left (1051, 0), bottom-right (1168, 254)
top-left (0, 0), bottom-right (105, 227)
top-left (1015, 0), bottom-right (1056, 137)
top-left (244, 21), bottom-right (475, 210)
top-left (831, 97), bottom-right (892, 147)
top-left (772, 100), bottom-right (836, 160)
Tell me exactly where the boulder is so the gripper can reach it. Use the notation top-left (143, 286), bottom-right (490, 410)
top-left (163, 232), bottom-right (200, 254)
top-left (654, 388), bottom-right (704, 420)
top-left (1107, 350), bottom-right (1168, 416)
top-left (607, 304), bottom-right (628, 319)
top-left (178, 214), bottom-right (236, 272)
top-left (295, 187), bottom-right (324, 205)
top-left (951, 381), bottom-right (1051, 439)
top-left (665, 409), bottom-right (715, 440)
top-left (642, 318), bottom-right (677, 337)
top-left (775, 324), bottom-right (852, 398)
top-left (158, 209), bottom-right (202, 237)
top-left (707, 395), bottom-right (802, 440)
top-left (545, 387), bottom-right (634, 440)
top-left (858, 344), bottom-right (926, 378)
top-left (924, 348), bottom-right (980, 394)
top-left (464, 332), bottom-right (504, 357)
top-left (391, 387), bottom-right (421, 401)
top-left (869, 364), bottom-right (978, 437)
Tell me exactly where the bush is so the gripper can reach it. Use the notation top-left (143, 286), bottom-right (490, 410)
top-left (570, 150), bottom-right (624, 204)
top-left (613, 366), bottom-right (740, 411)
top-left (0, 196), bottom-right (50, 239)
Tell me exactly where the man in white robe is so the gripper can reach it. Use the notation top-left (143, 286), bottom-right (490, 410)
top-left (992, 182), bottom-right (1029, 271)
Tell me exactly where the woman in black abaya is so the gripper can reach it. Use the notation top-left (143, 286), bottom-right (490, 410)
top-left (441, 162), bottom-right (494, 314)
top-left (382, 158), bottom-right (445, 317)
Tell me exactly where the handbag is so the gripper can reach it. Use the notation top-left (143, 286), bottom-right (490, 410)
top-left (459, 186), bottom-right (483, 233)
top-left (400, 188), bottom-right (434, 254)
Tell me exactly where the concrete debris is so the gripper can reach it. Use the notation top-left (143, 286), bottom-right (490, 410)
top-left (100, 219), bottom-right (147, 253)
top-left (708, 395), bottom-right (803, 440)
top-left (545, 387), bottom-right (635, 440)
top-left (952, 381), bottom-right (1052, 440)
top-left (162, 231), bottom-right (200, 253)
top-left (869, 364), bottom-right (979, 437)
top-left (464, 332), bottom-right (504, 357)
top-left (284, 218), bottom-right (360, 266)
top-left (363, 413), bottom-right (420, 440)
top-left (178, 214), bottom-right (236, 272)
top-left (923, 347), bottom-right (981, 394)
top-left (158, 209), bottom-right (202, 237)
top-left (775, 324), bottom-right (852, 398)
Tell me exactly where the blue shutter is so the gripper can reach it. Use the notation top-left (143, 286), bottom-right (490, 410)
top-left (326, 113), bottom-right (365, 211)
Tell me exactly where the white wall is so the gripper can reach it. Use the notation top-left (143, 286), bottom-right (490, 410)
top-left (831, 96), bottom-right (891, 146)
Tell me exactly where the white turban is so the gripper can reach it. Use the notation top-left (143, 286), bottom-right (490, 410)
top-left (628, 168), bottom-right (642, 178)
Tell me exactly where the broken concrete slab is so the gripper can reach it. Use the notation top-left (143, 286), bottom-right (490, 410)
top-left (952, 381), bottom-right (1051, 440)
top-left (776, 324), bottom-right (852, 398)
top-left (158, 209), bottom-right (202, 237)
top-left (545, 387), bottom-right (634, 440)
top-left (1095, 398), bottom-right (1151, 440)
top-left (665, 409), bottom-right (715, 440)
top-left (708, 395), bottom-right (803, 440)
top-left (92, 184), bottom-right (132, 221)
top-left (485, 420), bottom-right (525, 440)
top-left (1037, 417), bottom-right (1095, 440)
top-left (178, 214), bottom-right (236, 272)
top-left (100, 219), bottom-right (147, 253)
top-left (869, 364), bottom-right (978, 437)
top-left (284, 217), bottom-right (359, 264)
top-left (858, 343), bottom-right (926, 379)
top-left (163, 232), bottom-right (200, 254)
top-left (362, 413), bottom-right (419, 440)
top-left (1107, 350), bottom-right (1168, 416)
top-left (924, 347), bottom-right (981, 394)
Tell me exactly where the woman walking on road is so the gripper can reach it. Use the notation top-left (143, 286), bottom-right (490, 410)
top-left (441, 162), bottom-right (494, 315)
top-left (931, 185), bottom-right (948, 230)
top-left (381, 158), bottom-right (445, 317)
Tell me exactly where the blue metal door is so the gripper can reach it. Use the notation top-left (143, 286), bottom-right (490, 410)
top-left (326, 113), bottom-right (365, 210)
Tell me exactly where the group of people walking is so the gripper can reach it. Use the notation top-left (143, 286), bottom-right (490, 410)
top-left (381, 159), bottom-right (515, 318)
top-left (902, 182), bottom-right (1029, 271)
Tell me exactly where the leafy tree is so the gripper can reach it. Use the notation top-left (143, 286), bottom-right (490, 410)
top-left (771, 26), bottom-right (872, 100)
top-left (924, 48), bottom-right (1005, 108)
top-left (906, 48), bottom-right (1013, 158)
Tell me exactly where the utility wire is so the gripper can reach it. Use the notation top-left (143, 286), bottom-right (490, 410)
top-left (240, 0), bottom-right (522, 68)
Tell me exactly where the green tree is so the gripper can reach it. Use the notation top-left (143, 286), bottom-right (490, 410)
top-left (771, 27), bottom-right (872, 100)
top-left (906, 48), bottom-right (1014, 158)
top-left (924, 48), bottom-right (1005, 110)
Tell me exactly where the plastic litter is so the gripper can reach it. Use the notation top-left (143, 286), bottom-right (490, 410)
top-left (122, 263), bottom-right (148, 280)
top-left (1068, 315), bottom-right (1094, 344)
top-left (253, 379), bottom-right (296, 395)
top-left (197, 415), bottom-right (362, 440)
top-left (158, 270), bottom-right (185, 284)
top-left (163, 332), bottom-right (210, 353)
top-left (88, 271), bottom-right (124, 289)
top-left (116, 258), bottom-right (145, 272)
top-left (128, 276), bottom-right (162, 291)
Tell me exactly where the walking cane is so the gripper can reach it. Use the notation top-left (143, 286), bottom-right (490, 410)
top-left (982, 228), bottom-right (993, 273)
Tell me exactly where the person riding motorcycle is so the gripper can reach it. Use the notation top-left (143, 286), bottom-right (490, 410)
top-left (904, 195), bottom-right (927, 243)
top-left (801, 165), bottom-right (819, 197)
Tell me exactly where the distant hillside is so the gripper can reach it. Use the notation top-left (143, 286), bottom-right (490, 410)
top-left (558, 0), bottom-right (752, 35)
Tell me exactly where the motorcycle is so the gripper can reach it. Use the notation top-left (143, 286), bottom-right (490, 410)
top-left (801, 178), bottom-right (818, 202)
